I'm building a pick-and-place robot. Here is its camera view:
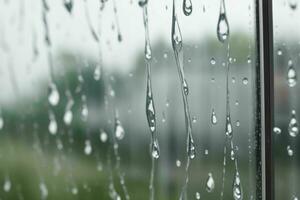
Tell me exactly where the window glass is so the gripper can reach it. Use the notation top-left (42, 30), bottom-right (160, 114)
top-left (0, 0), bottom-right (261, 199)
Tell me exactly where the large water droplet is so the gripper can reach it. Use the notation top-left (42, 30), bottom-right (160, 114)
top-left (217, 0), bottom-right (229, 43)
top-left (182, 0), bottom-right (192, 16)
top-left (176, 159), bottom-right (181, 167)
top-left (48, 83), bottom-right (60, 106)
top-left (287, 60), bottom-right (297, 87)
top-left (100, 130), bottom-right (108, 142)
top-left (233, 171), bottom-right (243, 200)
top-left (211, 109), bottom-right (218, 125)
top-left (64, 110), bottom-right (73, 125)
top-left (171, 12), bottom-right (183, 52)
top-left (288, 110), bottom-right (298, 137)
top-left (206, 173), bottom-right (215, 192)
top-left (225, 115), bottom-right (233, 138)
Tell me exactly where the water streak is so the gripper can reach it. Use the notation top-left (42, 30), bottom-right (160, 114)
top-left (171, 0), bottom-right (195, 199)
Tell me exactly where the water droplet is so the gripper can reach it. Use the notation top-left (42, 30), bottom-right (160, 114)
top-left (0, 116), bottom-right (4, 130)
top-left (71, 186), bottom-right (78, 195)
top-left (183, 0), bottom-right (193, 16)
top-left (176, 159), bottom-right (181, 167)
top-left (217, 0), bottom-right (229, 43)
top-left (232, 77), bottom-right (236, 83)
top-left (273, 127), bottom-right (281, 135)
top-left (48, 113), bottom-right (57, 135)
top-left (287, 145), bottom-right (294, 156)
top-left (233, 171), bottom-right (243, 200)
top-left (225, 115), bottom-right (233, 138)
top-left (81, 95), bottom-right (88, 121)
top-left (195, 192), bottom-right (201, 199)
top-left (288, 110), bottom-right (298, 137)
top-left (235, 100), bottom-right (239, 106)
top-left (188, 136), bottom-right (196, 159)
top-left (63, 110), bottom-right (73, 126)
top-left (211, 109), bottom-right (218, 125)
top-left (236, 120), bottom-right (240, 127)
top-left (247, 57), bottom-right (252, 64)
top-left (115, 118), bottom-right (125, 140)
top-left (210, 57), bottom-right (216, 65)
top-left (146, 82), bottom-right (156, 132)
top-left (277, 49), bottom-right (282, 55)
top-left (291, 195), bottom-right (299, 200)
top-left (289, 0), bottom-right (297, 10)
top-left (204, 149), bottom-right (209, 155)
top-left (48, 83), bottom-right (60, 106)
top-left (64, 0), bottom-right (73, 13)
top-left (192, 116), bottom-right (197, 123)
top-left (287, 60), bottom-right (297, 87)
top-left (84, 140), bottom-right (92, 155)
top-left (171, 13), bottom-right (183, 53)
top-left (163, 52), bottom-right (168, 58)
top-left (242, 78), bottom-right (248, 85)
top-left (183, 80), bottom-right (189, 95)
top-left (39, 182), bottom-right (48, 199)
top-left (151, 139), bottom-right (160, 159)
top-left (93, 65), bottom-right (101, 80)
top-left (230, 149), bottom-right (235, 160)
top-left (3, 177), bottom-right (11, 192)
top-left (100, 130), bottom-right (108, 142)
top-left (206, 173), bottom-right (215, 192)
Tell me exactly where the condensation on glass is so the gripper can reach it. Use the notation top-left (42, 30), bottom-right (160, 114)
top-left (0, 0), bottom-right (262, 199)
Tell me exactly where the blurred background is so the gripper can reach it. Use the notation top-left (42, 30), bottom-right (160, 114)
top-left (0, 0), bottom-right (294, 199)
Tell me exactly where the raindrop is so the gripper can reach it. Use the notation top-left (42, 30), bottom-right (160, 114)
top-left (183, 80), bottom-right (189, 95)
top-left (225, 115), bottom-right (233, 138)
top-left (211, 109), bottom-right (218, 125)
top-left (48, 83), bottom-right (60, 106)
top-left (232, 77), bottom-right (236, 83)
top-left (0, 115), bottom-right (4, 130)
top-left (289, 0), bottom-right (297, 10)
top-left (206, 173), bottom-right (215, 193)
top-left (277, 49), bottom-right (282, 55)
top-left (48, 112), bottom-right (57, 135)
top-left (188, 136), bottom-right (196, 159)
top-left (287, 60), bottom-right (297, 87)
top-left (291, 195), bottom-right (299, 200)
top-left (93, 65), bottom-right (101, 80)
top-left (100, 130), bottom-right (108, 142)
top-left (81, 95), bottom-right (89, 121)
top-left (230, 149), bottom-right (235, 161)
top-left (210, 57), bottom-right (216, 65)
top-left (115, 117), bottom-right (125, 140)
top-left (171, 11), bottom-right (183, 53)
top-left (247, 57), bottom-right (251, 64)
top-left (64, 0), bottom-right (73, 13)
top-left (288, 110), bottom-right (298, 137)
top-left (182, 0), bottom-right (193, 16)
top-left (192, 116), bottom-right (197, 123)
top-left (195, 192), bottom-right (201, 199)
top-left (287, 145), bottom-right (294, 156)
top-left (176, 159), bottom-right (181, 167)
top-left (242, 78), bottom-right (248, 85)
top-left (84, 140), bottom-right (92, 155)
top-left (204, 149), bottom-right (209, 155)
top-left (151, 139), bottom-right (160, 159)
top-left (273, 127), bottom-right (281, 135)
top-left (63, 110), bottom-right (73, 125)
top-left (217, 0), bottom-right (229, 43)
top-left (39, 182), bottom-right (48, 199)
top-left (3, 177), bottom-right (11, 192)
top-left (145, 43), bottom-right (152, 60)
top-left (236, 120), bottom-right (240, 127)
top-left (71, 186), bottom-right (78, 195)
top-left (232, 171), bottom-right (243, 200)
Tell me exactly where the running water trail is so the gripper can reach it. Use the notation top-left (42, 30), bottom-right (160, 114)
top-left (83, 0), bottom-right (99, 42)
top-left (112, 0), bottom-right (122, 42)
top-left (171, 0), bottom-right (195, 199)
top-left (139, 1), bottom-right (159, 199)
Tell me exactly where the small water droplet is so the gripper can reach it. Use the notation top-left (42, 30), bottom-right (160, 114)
top-left (39, 182), bottom-right (48, 199)
top-left (48, 113), bottom-right (57, 135)
top-left (0, 115), bottom-right (4, 130)
top-left (287, 145), bottom-right (294, 156)
top-left (183, 0), bottom-right (193, 16)
top-left (176, 159), bottom-right (181, 167)
top-left (93, 65), bottom-right (101, 80)
top-left (71, 186), bottom-right (78, 195)
top-left (288, 110), bottom-right (298, 137)
top-left (183, 80), bottom-right (189, 95)
top-left (277, 49), bottom-right (282, 55)
top-left (81, 95), bottom-right (88, 121)
top-left (48, 83), bottom-right (60, 106)
top-left (145, 42), bottom-right (152, 60)
top-left (232, 77), bottom-right (236, 83)
top-left (195, 192), bottom-right (201, 199)
top-left (210, 57), bottom-right (216, 65)
top-left (217, 0), bottom-right (229, 43)
top-left (225, 115), bottom-right (233, 138)
top-left (233, 171), bottom-right (243, 200)
top-left (100, 130), bottom-right (108, 142)
top-left (291, 195), bottom-right (299, 200)
top-left (204, 149), bottom-right (209, 155)
top-left (151, 139), bottom-right (160, 159)
top-left (211, 109), bottom-right (218, 125)
top-left (84, 140), bottom-right (92, 155)
top-left (236, 120), bottom-right (240, 127)
top-left (206, 173), bottom-right (215, 193)
top-left (242, 78), bottom-right (248, 85)
top-left (247, 57), bottom-right (252, 64)
top-left (273, 127), bottom-right (281, 135)
top-left (289, 0), bottom-right (297, 10)
top-left (192, 116), bottom-right (197, 123)
top-left (63, 110), bottom-right (73, 125)
top-left (287, 60), bottom-right (297, 87)
top-left (64, 0), bottom-right (73, 13)
top-left (188, 136), bottom-right (196, 159)
top-left (3, 177), bottom-right (11, 192)
top-left (115, 118), bottom-right (125, 140)
top-left (163, 52), bottom-right (168, 58)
